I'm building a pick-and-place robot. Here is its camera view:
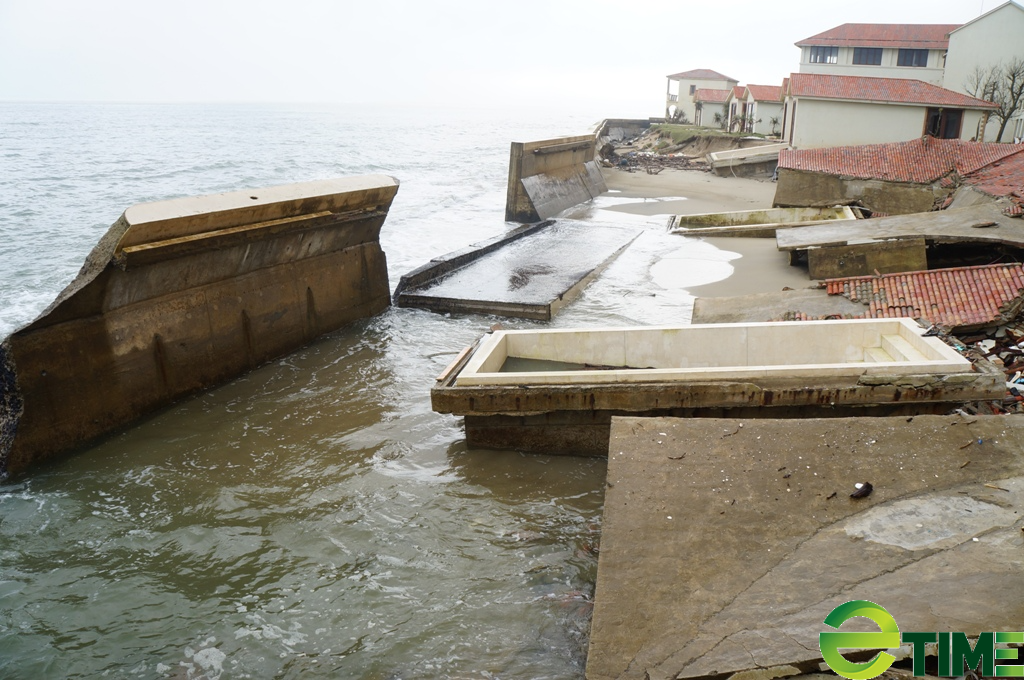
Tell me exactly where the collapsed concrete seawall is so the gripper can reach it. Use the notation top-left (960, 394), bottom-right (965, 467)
top-left (774, 168), bottom-right (946, 214)
top-left (0, 175), bottom-right (399, 478)
top-left (504, 135), bottom-right (607, 223)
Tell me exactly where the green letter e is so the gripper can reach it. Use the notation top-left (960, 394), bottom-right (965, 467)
top-left (820, 600), bottom-right (901, 680)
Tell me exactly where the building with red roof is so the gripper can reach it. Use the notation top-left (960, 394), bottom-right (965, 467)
top-left (796, 23), bottom-right (959, 86)
top-left (781, 73), bottom-right (997, 149)
top-left (665, 69), bottom-right (739, 124)
top-left (775, 137), bottom-right (1024, 214)
top-left (692, 88), bottom-right (732, 128)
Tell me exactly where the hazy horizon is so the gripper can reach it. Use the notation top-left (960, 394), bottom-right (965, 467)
top-left (0, 0), bottom-right (1003, 118)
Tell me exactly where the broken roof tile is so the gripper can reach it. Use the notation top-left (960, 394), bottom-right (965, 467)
top-left (779, 138), bottom-right (1024, 185)
top-left (822, 264), bottom-right (1024, 329)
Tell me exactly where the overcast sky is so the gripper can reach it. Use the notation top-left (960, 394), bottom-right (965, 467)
top-left (0, 0), bottom-right (1000, 117)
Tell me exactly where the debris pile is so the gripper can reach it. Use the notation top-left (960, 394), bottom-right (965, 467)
top-left (604, 151), bottom-right (710, 174)
top-left (964, 321), bottom-right (1024, 413)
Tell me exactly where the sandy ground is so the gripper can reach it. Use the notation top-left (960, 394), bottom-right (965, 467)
top-left (600, 167), bottom-right (818, 299)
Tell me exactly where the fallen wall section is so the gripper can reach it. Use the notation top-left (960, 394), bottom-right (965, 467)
top-left (505, 135), bottom-right (607, 223)
top-left (0, 175), bottom-right (399, 478)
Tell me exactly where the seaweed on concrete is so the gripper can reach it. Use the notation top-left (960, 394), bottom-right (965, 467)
top-left (0, 338), bottom-right (23, 480)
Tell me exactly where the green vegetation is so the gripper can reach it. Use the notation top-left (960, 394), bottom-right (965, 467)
top-left (651, 123), bottom-right (763, 142)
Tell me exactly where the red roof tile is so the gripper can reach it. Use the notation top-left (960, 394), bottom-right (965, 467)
top-left (667, 69), bottom-right (738, 82)
top-left (795, 23), bottom-right (959, 49)
top-left (789, 73), bottom-right (998, 109)
top-left (746, 84), bottom-right (783, 102)
top-left (824, 264), bottom-right (1024, 328)
top-left (779, 138), bottom-right (1024, 184)
top-left (963, 149), bottom-right (1024, 204)
top-left (693, 88), bottom-right (732, 104)
top-left (732, 85), bottom-right (746, 99)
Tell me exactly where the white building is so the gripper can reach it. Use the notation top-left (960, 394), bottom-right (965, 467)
top-left (693, 88), bottom-right (732, 128)
top-left (795, 23), bottom-right (957, 86)
top-left (782, 73), bottom-right (997, 149)
top-left (943, 1), bottom-right (1024, 142)
top-left (740, 85), bottom-right (785, 136)
top-left (665, 69), bottom-right (738, 124)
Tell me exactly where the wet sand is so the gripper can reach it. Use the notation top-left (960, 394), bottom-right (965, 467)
top-left (601, 167), bottom-right (818, 299)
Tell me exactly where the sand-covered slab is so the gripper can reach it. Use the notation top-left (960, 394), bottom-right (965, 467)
top-left (588, 415), bottom-right (1024, 680)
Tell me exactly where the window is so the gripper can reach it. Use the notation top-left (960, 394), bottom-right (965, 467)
top-left (925, 108), bottom-right (962, 139)
top-left (689, 84), bottom-right (696, 95)
top-left (809, 46), bottom-right (839, 64)
top-left (852, 47), bottom-right (882, 65)
top-left (897, 49), bottom-right (929, 67)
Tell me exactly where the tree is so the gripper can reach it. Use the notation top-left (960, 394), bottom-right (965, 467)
top-left (965, 58), bottom-right (1024, 142)
top-left (770, 117), bottom-right (781, 136)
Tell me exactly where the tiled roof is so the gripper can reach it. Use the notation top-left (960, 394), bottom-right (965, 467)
top-left (795, 23), bottom-right (959, 49)
top-left (667, 69), bottom-right (738, 82)
top-left (732, 85), bottom-right (746, 99)
top-left (693, 88), bottom-right (732, 103)
top-left (746, 84), bottom-right (783, 102)
top-left (779, 138), bottom-right (1024, 184)
top-left (788, 73), bottom-right (998, 109)
top-left (824, 264), bottom-right (1024, 328)
top-left (963, 149), bottom-right (1024, 204)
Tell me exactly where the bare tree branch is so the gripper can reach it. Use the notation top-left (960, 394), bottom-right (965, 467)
top-left (967, 59), bottom-right (1024, 142)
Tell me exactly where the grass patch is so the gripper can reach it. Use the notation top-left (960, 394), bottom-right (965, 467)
top-left (653, 124), bottom-right (763, 141)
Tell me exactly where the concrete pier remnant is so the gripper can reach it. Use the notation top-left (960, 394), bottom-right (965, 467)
top-left (0, 175), bottom-right (399, 478)
top-left (587, 414), bottom-right (1024, 680)
top-left (505, 135), bottom-right (607, 223)
top-left (395, 221), bottom-right (640, 320)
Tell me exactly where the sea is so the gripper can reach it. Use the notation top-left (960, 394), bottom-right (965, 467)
top-left (0, 102), bottom-right (730, 679)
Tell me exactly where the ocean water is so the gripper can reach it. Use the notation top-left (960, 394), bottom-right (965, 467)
top-left (0, 102), bottom-right (709, 679)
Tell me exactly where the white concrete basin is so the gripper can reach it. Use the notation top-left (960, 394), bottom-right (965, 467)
top-left (454, 318), bottom-right (971, 386)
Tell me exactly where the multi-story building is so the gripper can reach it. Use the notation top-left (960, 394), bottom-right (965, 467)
top-left (795, 23), bottom-right (958, 86)
top-left (665, 69), bottom-right (738, 124)
top-left (943, 1), bottom-right (1024, 142)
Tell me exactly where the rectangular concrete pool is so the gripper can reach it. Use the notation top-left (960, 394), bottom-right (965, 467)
top-left (433, 318), bottom-right (1001, 455)
top-left (454, 318), bottom-right (972, 386)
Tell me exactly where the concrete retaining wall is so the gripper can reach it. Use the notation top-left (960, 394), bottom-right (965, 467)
top-left (806, 237), bottom-right (929, 279)
top-left (505, 135), bottom-right (607, 223)
top-left (0, 176), bottom-right (399, 478)
top-left (774, 168), bottom-right (946, 214)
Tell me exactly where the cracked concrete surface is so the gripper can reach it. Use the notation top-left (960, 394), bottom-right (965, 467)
top-left (586, 415), bottom-right (1024, 680)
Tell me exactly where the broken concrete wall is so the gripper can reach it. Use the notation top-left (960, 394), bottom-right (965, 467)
top-left (597, 118), bottom-right (650, 143)
top-left (0, 176), bottom-right (399, 478)
top-left (774, 168), bottom-right (946, 214)
top-left (505, 135), bottom-right (607, 223)
top-left (807, 237), bottom-right (928, 279)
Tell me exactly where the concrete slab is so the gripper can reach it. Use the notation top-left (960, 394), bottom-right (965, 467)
top-left (691, 288), bottom-right (866, 324)
top-left (397, 221), bottom-right (640, 320)
top-left (776, 204), bottom-right (1024, 252)
top-left (2, 176), bottom-right (398, 478)
top-left (587, 415), bottom-right (1024, 680)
